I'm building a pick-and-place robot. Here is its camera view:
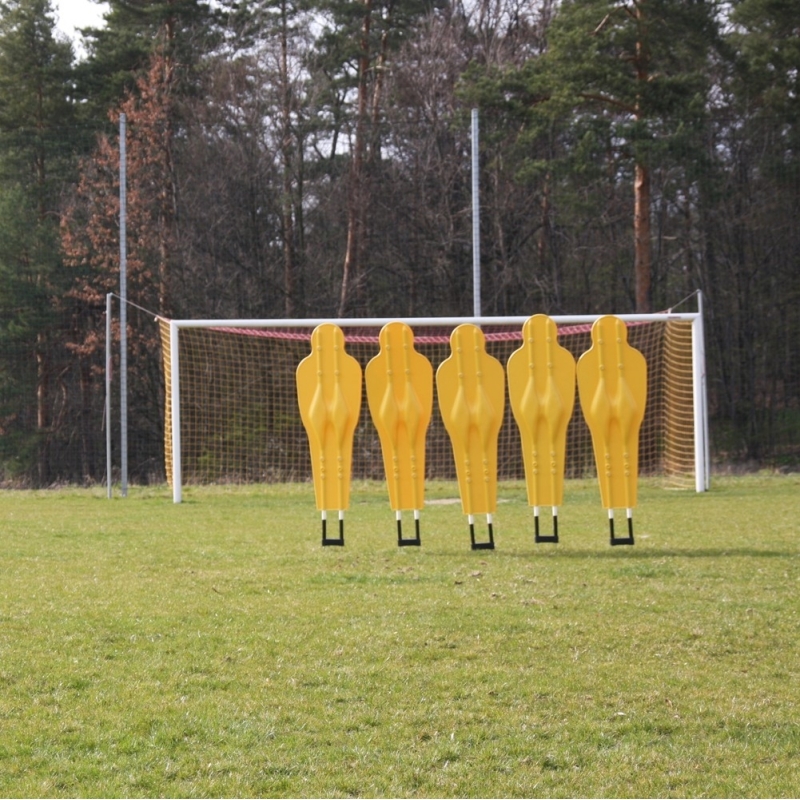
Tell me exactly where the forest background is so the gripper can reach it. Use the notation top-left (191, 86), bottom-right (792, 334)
top-left (0, 0), bottom-right (797, 486)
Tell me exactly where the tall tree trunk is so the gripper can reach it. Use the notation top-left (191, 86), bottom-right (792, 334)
top-left (79, 355), bottom-right (94, 480)
top-left (294, 139), bottom-right (306, 315)
top-left (339, 0), bottom-right (372, 317)
top-left (633, 2), bottom-right (652, 313)
top-left (158, 55), bottom-right (176, 316)
top-left (634, 159), bottom-right (652, 312)
top-left (538, 173), bottom-right (550, 266)
top-left (280, 0), bottom-right (296, 317)
top-left (35, 85), bottom-right (50, 484)
top-left (368, 0), bottom-right (393, 160)
top-left (36, 336), bottom-right (48, 485)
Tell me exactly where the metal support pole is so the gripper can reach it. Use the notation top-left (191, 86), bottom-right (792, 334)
top-left (692, 290), bottom-right (710, 491)
top-left (119, 113), bottom-right (128, 496)
top-left (170, 320), bottom-right (182, 503)
top-left (471, 108), bottom-right (481, 317)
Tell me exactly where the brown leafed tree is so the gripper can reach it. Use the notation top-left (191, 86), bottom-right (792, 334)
top-left (60, 51), bottom-right (178, 482)
top-left (62, 50), bottom-right (177, 333)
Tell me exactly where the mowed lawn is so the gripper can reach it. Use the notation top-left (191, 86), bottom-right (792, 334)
top-left (1, 475), bottom-right (798, 798)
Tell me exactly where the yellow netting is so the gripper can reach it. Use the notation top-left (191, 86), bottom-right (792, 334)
top-left (159, 318), bottom-right (174, 486)
top-left (663, 320), bottom-right (696, 487)
top-left (157, 318), bottom-right (696, 488)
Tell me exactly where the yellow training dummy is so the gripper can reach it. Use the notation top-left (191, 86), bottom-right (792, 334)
top-left (365, 322), bottom-right (433, 546)
top-left (436, 324), bottom-right (505, 549)
top-left (576, 315), bottom-right (647, 545)
top-left (507, 314), bottom-right (576, 542)
top-left (296, 323), bottom-right (362, 546)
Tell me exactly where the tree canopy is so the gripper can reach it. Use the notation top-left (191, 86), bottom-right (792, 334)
top-left (0, 0), bottom-right (798, 483)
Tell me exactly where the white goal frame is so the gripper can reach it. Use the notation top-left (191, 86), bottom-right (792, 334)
top-left (164, 308), bottom-right (709, 503)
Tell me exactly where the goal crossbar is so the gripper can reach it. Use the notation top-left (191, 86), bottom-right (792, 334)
top-left (161, 310), bottom-right (709, 503)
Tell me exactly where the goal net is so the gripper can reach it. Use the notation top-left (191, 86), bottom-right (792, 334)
top-left (158, 313), bottom-right (708, 502)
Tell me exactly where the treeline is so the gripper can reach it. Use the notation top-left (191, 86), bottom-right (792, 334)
top-left (0, 0), bottom-right (798, 485)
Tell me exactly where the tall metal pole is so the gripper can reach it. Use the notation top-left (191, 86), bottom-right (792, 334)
top-left (471, 109), bottom-right (481, 317)
top-left (105, 292), bottom-right (112, 498)
top-left (692, 289), bottom-right (710, 491)
top-left (119, 113), bottom-right (128, 496)
top-left (170, 321), bottom-right (182, 503)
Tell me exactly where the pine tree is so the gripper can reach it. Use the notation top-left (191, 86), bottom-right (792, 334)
top-left (74, 0), bottom-right (218, 127)
top-left (0, 0), bottom-right (78, 483)
top-left (703, 0), bottom-right (800, 459)
top-left (525, 0), bottom-right (718, 312)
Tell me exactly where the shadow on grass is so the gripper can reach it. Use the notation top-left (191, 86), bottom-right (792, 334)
top-left (424, 547), bottom-right (796, 560)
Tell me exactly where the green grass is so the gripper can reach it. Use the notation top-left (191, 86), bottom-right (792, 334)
top-left (1, 475), bottom-right (799, 798)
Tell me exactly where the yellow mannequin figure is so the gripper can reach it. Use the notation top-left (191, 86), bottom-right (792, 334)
top-left (436, 324), bottom-right (505, 549)
top-left (507, 315), bottom-right (576, 543)
top-left (366, 322), bottom-right (433, 546)
top-left (576, 316), bottom-right (647, 545)
top-left (296, 323), bottom-right (362, 546)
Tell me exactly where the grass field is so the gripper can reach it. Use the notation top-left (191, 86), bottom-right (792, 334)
top-left (1, 475), bottom-right (798, 798)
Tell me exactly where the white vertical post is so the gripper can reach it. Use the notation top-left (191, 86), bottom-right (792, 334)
top-left (170, 321), bottom-right (182, 503)
top-left (119, 113), bottom-right (128, 496)
top-left (105, 292), bottom-right (113, 498)
top-left (471, 108), bottom-right (481, 317)
top-left (692, 291), bottom-right (710, 491)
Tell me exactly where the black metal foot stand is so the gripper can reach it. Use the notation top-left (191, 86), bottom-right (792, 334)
top-left (469, 517), bottom-right (495, 550)
top-left (534, 510), bottom-right (559, 544)
top-left (397, 514), bottom-right (421, 547)
top-left (609, 512), bottom-right (634, 546)
top-left (322, 514), bottom-right (345, 546)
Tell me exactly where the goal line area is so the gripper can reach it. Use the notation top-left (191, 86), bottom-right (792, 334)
top-left (158, 313), bottom-right (709, 503)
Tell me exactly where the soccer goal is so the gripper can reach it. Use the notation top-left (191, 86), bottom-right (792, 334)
top-left (157, 308), bottom-right (709, 503)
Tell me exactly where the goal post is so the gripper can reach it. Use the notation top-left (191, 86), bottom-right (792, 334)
top-left (158, 309), bottom-right (709, 504)
top-left (693, 291), bottom-right (710, 492)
